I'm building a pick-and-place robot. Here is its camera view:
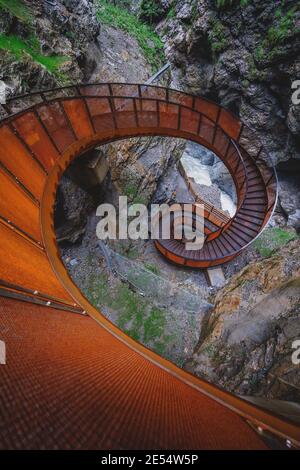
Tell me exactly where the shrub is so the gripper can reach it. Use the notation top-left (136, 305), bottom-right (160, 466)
top-left (208, 18), bottom-right (229, 54)
top-left (139, 0), bottom-right (164, 25)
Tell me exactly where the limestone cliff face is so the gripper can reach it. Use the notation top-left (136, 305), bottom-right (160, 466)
top-left (149, 0), bottom-right (300, 230)
top-left (144, 0), bottom-right (300, 399)
top-left (157, 0), bottom-right (300, 166)
top-left (184, 238), bottom-right (300, 401)
top-left (103, 137), bottom-right (185, 205)
top-left (0, 0), bottom-right (100, 96)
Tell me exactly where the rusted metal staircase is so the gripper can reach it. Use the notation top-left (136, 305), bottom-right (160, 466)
top-left (0, 84), bottom-right (299, 450)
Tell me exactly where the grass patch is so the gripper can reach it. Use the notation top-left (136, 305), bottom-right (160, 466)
top-left (0, 0), bottom-right (33, 24)
top-left (267, 6), bottom-right (298, 46)
top-left (254, 5), bottom-right (299, 63)
top-left (208, 18), bottom-right (229, 54)
top-left (114, 284), bottom-right (145, 341)
top-left (143, 306), bottom-right (165, 343)
top-left (0, 34), bottom-right (69, 80)
top-left (85, 270), bottom-right (169, 352)
top-left (144, 262), bottom-right (160, 275)
top-left (123, 182), bottom-right (149, 205)
top-left (124, 246), bottom-right (140, 260)
top-left (32, 55), bottom-right (68, 74)
top-left (167, 6), bottom-right (176, 19)
top-left (96, 0), bottom-right (164, 71)
top-left (253, 227), bottom-right (298, 258)
top-left (86, 273), bottom-right (145, 341)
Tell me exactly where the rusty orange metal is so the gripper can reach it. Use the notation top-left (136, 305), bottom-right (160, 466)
top-left (0, 84), bottom-right (291, 451)
top-left (0, 125), bottom-right (46, 199)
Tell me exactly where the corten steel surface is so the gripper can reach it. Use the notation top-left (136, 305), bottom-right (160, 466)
top-left (0, 83), bottom-right (298, 450)
top-left (0, 296), bottom-right (268, 450)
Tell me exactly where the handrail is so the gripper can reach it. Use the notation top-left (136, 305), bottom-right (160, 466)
top-left (0, 83), bottom-right (297, 447)
top-left (2, 81), bottom-right (277, 174)
top-left (145, 62), bottom-right (171, 85)
top-left (0, 85), bottom-right (249, 225)
top-left (0, 83), bottom-right (277, 262)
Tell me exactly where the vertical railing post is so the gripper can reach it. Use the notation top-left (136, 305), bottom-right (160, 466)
top-left (77, 86), bottom-right (97, 134)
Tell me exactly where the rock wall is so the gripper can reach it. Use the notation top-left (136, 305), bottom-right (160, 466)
top-left (185, 238), bottom-right (300, 401)
top-left (101, 136), bottom-right (185, 205)
top-left (158, 0), bottom-right (300, 165)
top-left (55, 174), bottom-right (95, 244)
top-left (55, 137), bottom-right (185, 243)
top-left (152, 0), bottom-right (300, 229)
top-left (147, 1), bottom-right (300, 401)
top-left (0, 0), bottom-right (101, 96)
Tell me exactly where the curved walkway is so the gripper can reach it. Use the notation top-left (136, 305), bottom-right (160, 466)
top-left (0, 84), bottom-right (298, 449)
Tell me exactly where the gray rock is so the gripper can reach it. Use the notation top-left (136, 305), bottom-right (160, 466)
top-left (184, 239), bottom-right (300, 401)
top-left (104, 136), bottom-right (185, 205)
top-left (160, 0), bottom-right (300, 167)
top-left (0, 0), bottom-right (101, 95)
top-left (277, 173), bottom-right (300, 230)
top-left (55, 175), bottom-right (94, 244)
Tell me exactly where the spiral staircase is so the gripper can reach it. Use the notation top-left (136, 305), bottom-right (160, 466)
top-left (0, 83), bottom-right (299, 449)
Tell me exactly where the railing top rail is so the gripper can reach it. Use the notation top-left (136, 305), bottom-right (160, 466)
top-left (0, 82), bottom-right (278, 258)
top-left (1, 81), bottom-right (243, 123)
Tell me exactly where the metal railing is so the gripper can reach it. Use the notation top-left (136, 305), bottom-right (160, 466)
top-left (0, 82), bottom-right (278, 263)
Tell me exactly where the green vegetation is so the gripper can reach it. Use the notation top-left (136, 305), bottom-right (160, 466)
top-left (115, 284), bottom-right (145, 341)
top-left (167, 7), bottom-right (176, 19)
top-left (253, 227), bottom-right (298, 258)
top-left (254, 44), bottom-right (265, 62)
top-left (64, 30), bottom-right (76, 41)
top-left (96, 0), bottom-right (164, 71)
top-left (242, 79), bottom-right (250, 89)
top-left (124, 246), bottom-right (140, 259)
top-left (0, 34), bottom-right (68, 80)
top-left (109, 240), bottom-right (140, 260)
top-left (0, 0), bottom-right (33, 23)
top-left (108, 0), bottom-right (131, 8)
top-left (0, 1), bottom-right (69, 81)
top-left (143, 307), bottom-right (165, 343)
top-left (132, 194), bottom-right (149, 205)
top-left (123, 181), bottom-right (148, 205)
top-left (0, 34), bottom-right (33, 60)
top-left (123, 182), bottom-right (138, 200)
top-left (208, 18), bottom-right (229, 54)
top-left (144, 262), bottom-right (160, 275)
top-left (254, 5), bottom-right (299, 63)
top-left (139, 0), bottom-right (164, 24)
top-left (245, 54), bottom-right (268, 81)
top-left (202, 344), bottom-right (217, 358)
top-left (86, 271), bottom-right (169, 353)
top-left (191, 1), bottom-right (198, 22)
top-left (268, 6), bottom-right (297, 46)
